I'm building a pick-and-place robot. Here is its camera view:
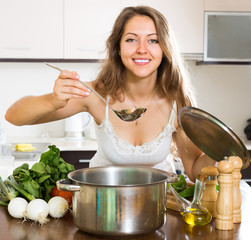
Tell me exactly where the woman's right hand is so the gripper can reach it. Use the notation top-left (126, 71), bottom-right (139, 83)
top-left (52, 70), bottom-right (91, 110)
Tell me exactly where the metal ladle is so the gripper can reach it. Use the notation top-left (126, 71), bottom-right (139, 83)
top-left (44, 62), bottom-right (147, 122)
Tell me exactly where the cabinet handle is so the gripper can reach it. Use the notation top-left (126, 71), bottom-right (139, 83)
top-left (5, 46), bottom-right (31, 51)
top-left (77, 47), bottom-right (96, 51)
top-left (79, 159), bottom-right (90, 163)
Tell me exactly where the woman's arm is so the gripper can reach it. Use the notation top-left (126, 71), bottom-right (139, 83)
top-left (5, 70), bottom-right (91, 126)
top-left (173, 126), bottom-right (217, 183)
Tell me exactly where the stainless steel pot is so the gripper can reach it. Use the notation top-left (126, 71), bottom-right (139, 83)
top-left (57, 166), bottom-right (178, 236)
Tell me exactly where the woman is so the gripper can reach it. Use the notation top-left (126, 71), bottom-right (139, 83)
top-left (5, 6), bottom-right (216, 182)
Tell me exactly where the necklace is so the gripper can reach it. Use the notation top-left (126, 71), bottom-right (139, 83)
top-left (126, 88), bottom-right (157, 126)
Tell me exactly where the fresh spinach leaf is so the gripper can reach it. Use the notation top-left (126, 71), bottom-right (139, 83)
top-left (31, 162), bottom-right (46, 174)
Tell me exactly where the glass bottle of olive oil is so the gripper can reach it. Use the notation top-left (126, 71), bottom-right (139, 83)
top-left (182, 173), bottom-right (212, 226)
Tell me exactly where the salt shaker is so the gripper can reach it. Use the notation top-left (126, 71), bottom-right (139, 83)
top-left (215, 160), bottom-right (234, 230)
top-left (201, 166), bottom-right (219, 218)
top-left (227, 156), bottom-right (242, 223)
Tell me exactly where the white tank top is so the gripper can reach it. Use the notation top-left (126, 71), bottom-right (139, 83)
top-left (90, 100), bottom-right (177, 172)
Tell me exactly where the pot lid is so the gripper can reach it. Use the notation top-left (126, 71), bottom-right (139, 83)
top-left (178, 107), bottom-right (250, 169)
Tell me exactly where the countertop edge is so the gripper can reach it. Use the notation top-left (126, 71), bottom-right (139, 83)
top-left (7, 136), bottom-right (251, 150)
top-left (6, 136), bottom-right (98, 151)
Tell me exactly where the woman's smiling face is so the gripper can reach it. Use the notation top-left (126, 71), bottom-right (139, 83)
top-left (120, 15), bottom-right (163, 80)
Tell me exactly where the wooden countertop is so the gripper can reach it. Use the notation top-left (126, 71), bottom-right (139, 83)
top-left (0, 207), bottom-right (248, 240)
top-left (1, 181), bottom-right (251, 240)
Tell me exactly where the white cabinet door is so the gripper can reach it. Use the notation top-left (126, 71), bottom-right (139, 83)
top-left (64, 0), bottom-right (121, 59)
top-left (205, 0), bottom-right (251, 11)
top-left (121, 0), bottom-right (204, 54)
top-left (0, 0), bottom-right (63, 59)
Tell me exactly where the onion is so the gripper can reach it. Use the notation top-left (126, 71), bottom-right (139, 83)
top-left (8, 197), bottom-right (28, 219)
top-left (48, 196), bottom-right (69, 218)
top-left (26, 199), bottom-right (49, 225)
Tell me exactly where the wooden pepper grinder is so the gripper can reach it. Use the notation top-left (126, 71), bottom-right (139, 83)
top-left (227, 156), bottom-right (243, 223)
top-left (215, 160), bottom-right (234, 230)
top-left (201, 166), bottom-right (219, 218)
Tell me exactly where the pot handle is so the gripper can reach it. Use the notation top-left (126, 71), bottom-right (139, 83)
top-left (56, 179), bottom-right (81, 192)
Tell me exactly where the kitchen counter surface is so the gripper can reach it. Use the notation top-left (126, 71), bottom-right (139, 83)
top-left (7, 137), bottom-right (98, 169)
top-left (7, 136), bottom-right (98, 151)
top-left (242, 139), bottom-right (251, 151)
top-left (7, 136), bottom-right (251, 151)
top-left (1, 181), bottom-right (251, 240)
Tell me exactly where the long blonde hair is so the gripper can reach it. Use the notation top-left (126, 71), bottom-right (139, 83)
top-left (94, 6), bottom-right (196, 109)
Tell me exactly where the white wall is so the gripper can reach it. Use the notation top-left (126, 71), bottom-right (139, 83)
top-left (189, 61), bottom-right (251, 140)
top-left (0, 61), bottom-right (251, 140)
top-left (0, 62), bottom-right (101, 138)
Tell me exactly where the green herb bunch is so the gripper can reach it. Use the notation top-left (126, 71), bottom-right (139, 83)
top-left (9, 145), bottom-right (75, 202)
top-left (167, 174), bottom-right (195, 199)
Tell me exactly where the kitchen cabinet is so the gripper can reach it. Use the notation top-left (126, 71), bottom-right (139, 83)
top-left (204, 0), bottom-right (251, 11)
top-left (64, 0), bottom-right (121, 59)
top-left (0, 0), bottom-right (204, 61)
top-left (60, 150), bottom-right (96, 169)
top-left (121, 0), bottom-right (204, 56)
top-left (0, 0), bottom-right (63, 59)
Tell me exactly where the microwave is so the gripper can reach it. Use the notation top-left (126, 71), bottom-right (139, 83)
top-left (204, 12), bottom-right (251, 62)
